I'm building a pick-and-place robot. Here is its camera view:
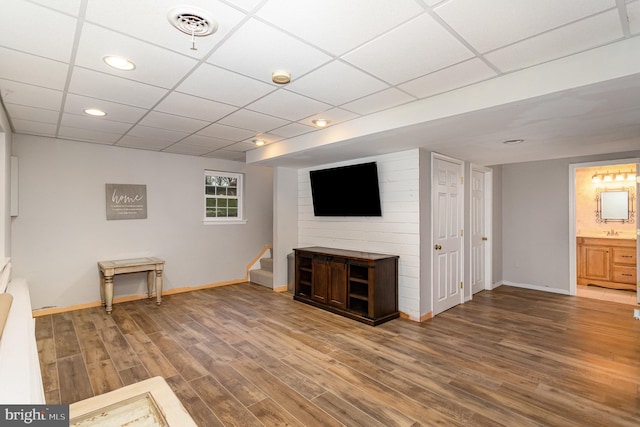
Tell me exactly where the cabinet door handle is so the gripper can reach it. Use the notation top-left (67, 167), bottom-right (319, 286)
top-left (621, 255), bottom-right (633, 258)
top-left (621, 273), bottom-right (633, 277)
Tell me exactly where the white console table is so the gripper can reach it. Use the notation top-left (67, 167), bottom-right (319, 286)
top-left (97, 257), bottom-right (165, 314)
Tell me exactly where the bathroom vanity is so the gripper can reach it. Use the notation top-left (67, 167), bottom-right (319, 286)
top-left (577, 237), bottom-right (637, 290)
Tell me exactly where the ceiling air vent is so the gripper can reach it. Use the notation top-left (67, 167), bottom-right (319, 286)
top-left (167, 6), bottom-right (218, 39)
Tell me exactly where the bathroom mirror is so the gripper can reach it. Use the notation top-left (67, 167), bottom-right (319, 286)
top-left (596, 187), bottom-right (635, 224)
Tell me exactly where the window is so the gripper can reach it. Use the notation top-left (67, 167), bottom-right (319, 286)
top-left (204, 171), bottom-right (245, 223)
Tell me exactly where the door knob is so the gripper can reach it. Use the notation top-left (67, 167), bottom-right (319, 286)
top-left (434, 244), bottom-right (442, 250)
top-left (482, 237), bottom-right (488, 241)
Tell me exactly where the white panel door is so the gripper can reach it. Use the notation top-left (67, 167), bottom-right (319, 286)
top-left (433, 156), bottom-right (463, 315)
top-left (471, 169), bottom-right (486, 294)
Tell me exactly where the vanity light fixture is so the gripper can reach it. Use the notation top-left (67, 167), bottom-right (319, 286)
top-left (312, 119), bottom-right (329, 128)
top-left (103, 55), bottom-right (136, 71)
top-left (627, 172), bottom-right (637, 181)
top-left (591, 173), bottom-right (602, 183)
top-left (272, 70), bottom-right (291, 84)
top-left (253, 139), bottom-right (265, 146)
top-left (84, 108), bottom-right (107, 117)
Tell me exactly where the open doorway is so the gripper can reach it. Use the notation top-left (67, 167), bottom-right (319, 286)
top-left (570, 160), bottom-right (638, 305)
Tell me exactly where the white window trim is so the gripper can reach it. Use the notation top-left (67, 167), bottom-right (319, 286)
top-left (203, 170), bottom-right (247, 225)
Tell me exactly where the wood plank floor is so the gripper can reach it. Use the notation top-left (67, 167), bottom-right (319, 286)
top-left (36, 283), bottom-right (640, 426)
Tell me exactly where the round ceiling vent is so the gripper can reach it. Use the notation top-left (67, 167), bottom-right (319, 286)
top-left (167, 6), bottom-right (218, 37)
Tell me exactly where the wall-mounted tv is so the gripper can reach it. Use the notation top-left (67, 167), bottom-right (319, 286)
top-left (310, 162), bottom-right (382, 217)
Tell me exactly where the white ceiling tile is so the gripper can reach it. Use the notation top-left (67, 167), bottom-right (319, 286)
top-left (287, 61), bottom-right (388, 105)
top-left (177, 134), bottom-right (234, 149)
top-left (343, 14), bottom-right (474, 85)
top-left (163, 143), bottom-right (214, 156)
top-left (246, 90), bottom-right (331, 121)
top-left (58, 126), bottom-right (121, 144)
top-left (12, 119), bottom-right (57, 136)
top-left (197, 123), bottom-right (255, 141)
top-left (218, 109), bottom-right (289, 132)
top-left (5, 104), bottom-right (59, 124)
top-left (0, 80), bottom-right (63, 110)
top-left (138, 111), bottom-right (209, 133)
top-left (627, 1), bottom-right (640, 34)
top-left (177, 63), bottom-right (275, 106)
top-left (0, 0), bottom-right (76, 62)
top-left (29, 0), bottom-right (81, 15)
top-left (127, 125), bottom-right (189, 142)
top-left (399, 58), bottom-right (497, 99)
top-left (84, 0), bottom-right (246, 59)
top-left (485, 10), bottom-right (624, 73)
top-left (63, 94), bottom-right (147, 123)
top-left (68, 67), bottom-right (168, 108)
top-left (229, 0), bottom-right (262, 12)
top-left (0, 48), bottom-right (68, 90)
top-left (341, 88), bottom-right (416, 115)
top-left (61, 113), bottom-right (132, 134)
top-left (75, 24), bottom-right (198, 88)
top-left (302, 108), bottom-right (359, 127)
top-left (116, 135), bottom-right (173, 151)
top-left (270, 123), bottom-right (315, 138)
top-left (155, 92), bottom-right (237, 122)
top-left (434, 0), bottom-right (615, 52)
top-left (222, 141), bottom-right (256, 152)
top-left (202, 150), bottom-right (245, 161)
top-left (208, 18), bottom-right (332, 84)
top-left (256, 0), bottom-right (424, 55)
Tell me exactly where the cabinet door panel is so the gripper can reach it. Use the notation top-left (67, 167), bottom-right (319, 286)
top-left (582, 246), bottom-right (610, 280)
top-left (328, 260), bottom-right (347, 309)
top-left (312, 257), bottom-right (329, 303)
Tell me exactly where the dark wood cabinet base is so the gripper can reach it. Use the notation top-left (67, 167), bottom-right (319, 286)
top-left (294, 247), bottom-right (399, 326)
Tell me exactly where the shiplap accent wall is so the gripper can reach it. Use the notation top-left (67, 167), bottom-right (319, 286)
top-left (298, 149), bottom-right (421, 319)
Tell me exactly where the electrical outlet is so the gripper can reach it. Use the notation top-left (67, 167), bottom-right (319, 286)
top-left (634, 309), bottom-right (640, 320)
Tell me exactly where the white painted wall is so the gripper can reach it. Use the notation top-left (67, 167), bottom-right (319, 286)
top-left (11, 135), bottom-right (273, 310)
top-left (298, 149), bottom-right (421, 320)
top-left (0, 105), bottom-right (11, 259)
top-left (273, 167), bottom-right (298, 289)
top-left (501, 150), bottom-right (640, 294)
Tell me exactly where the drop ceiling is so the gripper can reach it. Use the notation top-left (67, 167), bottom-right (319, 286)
top-left (1, 0), bottom-right (639, 167)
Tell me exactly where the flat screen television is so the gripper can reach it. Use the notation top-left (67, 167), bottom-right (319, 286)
top-left (310, 162), bottom-right (382, 216)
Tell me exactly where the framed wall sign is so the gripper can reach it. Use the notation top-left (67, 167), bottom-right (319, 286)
top-left (105, 184), bottom-right (147, 220)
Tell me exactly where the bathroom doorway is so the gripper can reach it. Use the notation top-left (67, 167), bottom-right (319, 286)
top-left (570, 159), bottom-right (638, 305)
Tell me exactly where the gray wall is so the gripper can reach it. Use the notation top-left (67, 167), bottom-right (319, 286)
top-left (11, 134), bottom-right (273, 310)
top-left (491, 165), bottom-right (503, 286)
top-left (500, 150), bottom-right (640, 293)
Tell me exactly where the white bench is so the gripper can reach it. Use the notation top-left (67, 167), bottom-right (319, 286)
top-left (0, 258), bottom-right (45, 404)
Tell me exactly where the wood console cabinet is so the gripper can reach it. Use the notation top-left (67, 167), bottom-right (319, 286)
top-left (577, 237), bottom-right (637, 290)
top-left (294, 247), bottom-right (399, 326)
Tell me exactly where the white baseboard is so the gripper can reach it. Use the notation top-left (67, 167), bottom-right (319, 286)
top-left (501, 280), bottom-right (570, 295)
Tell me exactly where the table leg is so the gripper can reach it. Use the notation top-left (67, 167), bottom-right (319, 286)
top-left (146, 271), bottom-right (154, 299)
top-left (104, 275), bottom-right (114, 314)
top-left (155, 270), bottom-right (163, 306)
top-left (99, 272), bottom-right (106, 306)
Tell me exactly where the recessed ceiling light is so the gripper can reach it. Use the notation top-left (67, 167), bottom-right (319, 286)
top-left (84, 108), bottom-right (107, 117)
top-left (312, 119), bottom-right (329, 128)
top-left (272, 70), bottom-right (291, 84)
top-left (502, 139), bottom-right (524, 145)
top-left (103, 55), bottom-right (136, 71)
top-left (253, 139), bottom-right (265, 146)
